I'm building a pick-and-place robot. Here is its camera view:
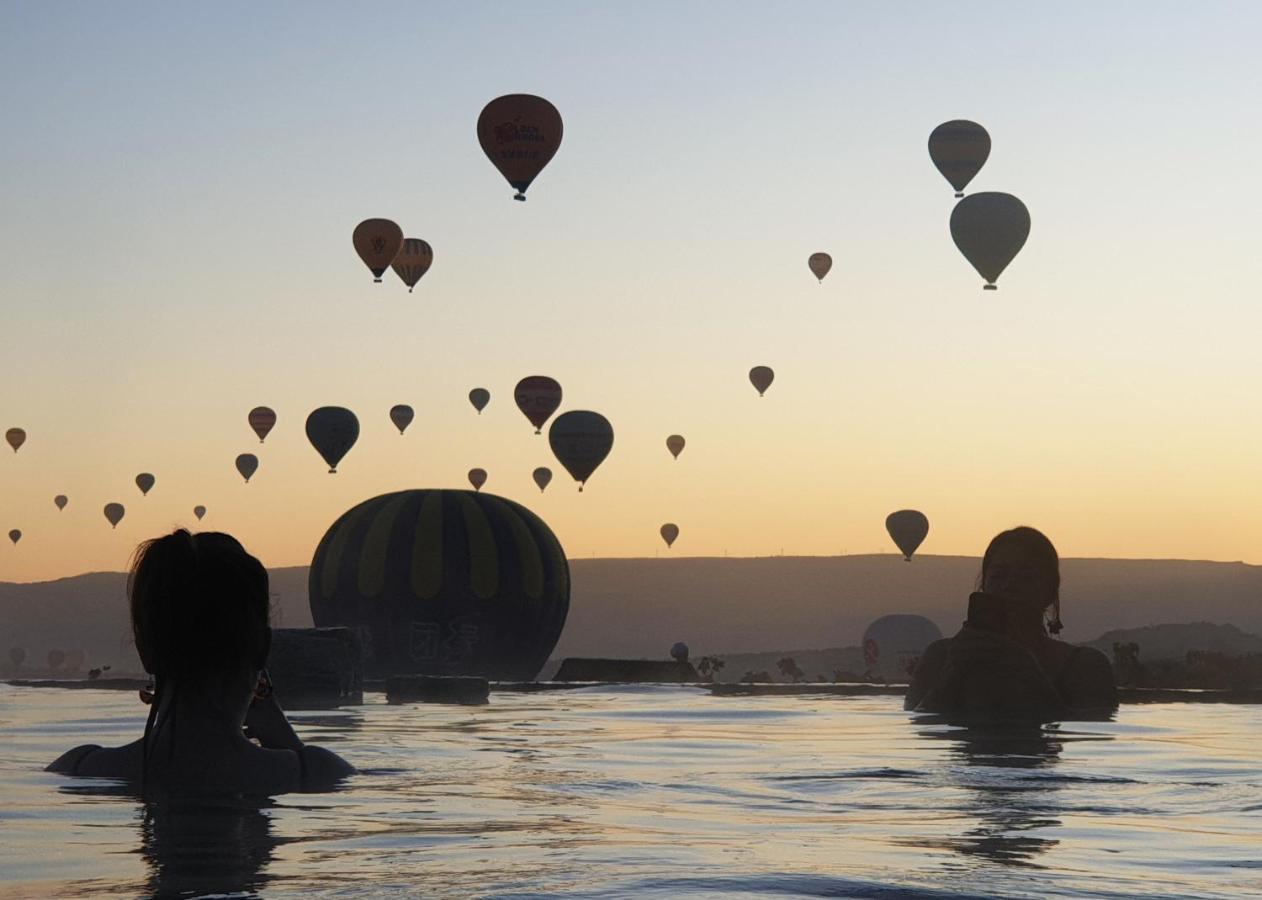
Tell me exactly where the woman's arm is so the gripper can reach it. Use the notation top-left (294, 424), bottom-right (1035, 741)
top-left (905, 639), bottom-right (952, 710)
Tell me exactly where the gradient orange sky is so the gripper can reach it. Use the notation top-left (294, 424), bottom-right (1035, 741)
top-left (3, 3), bottom-right (1262, 582)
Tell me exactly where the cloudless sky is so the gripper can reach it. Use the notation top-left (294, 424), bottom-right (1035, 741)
top-left (2, 2), bottom-right (1261, 581)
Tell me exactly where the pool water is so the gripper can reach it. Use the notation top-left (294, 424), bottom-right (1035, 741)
top-left (2, 684), bottom-right (1259, 898)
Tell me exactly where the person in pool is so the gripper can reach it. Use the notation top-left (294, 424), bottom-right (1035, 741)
top-left (49, 529), bottom-right (353, 792)
top-left (905, 526), bottom-right (1117, 717)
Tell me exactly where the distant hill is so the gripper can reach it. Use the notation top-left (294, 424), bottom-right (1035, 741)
top-left (2, 555), bottom-right (1261, 676)
top-left (1085, 622), bottom-right (1262, 660)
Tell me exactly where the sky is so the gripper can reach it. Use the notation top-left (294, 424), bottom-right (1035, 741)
top-left (2, 2), bottom-right (1262, 582)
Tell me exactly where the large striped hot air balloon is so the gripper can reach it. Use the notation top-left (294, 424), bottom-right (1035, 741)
top-left (308, 489), bottom-right (570, 680)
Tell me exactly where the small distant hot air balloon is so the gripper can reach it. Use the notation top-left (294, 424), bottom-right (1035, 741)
top-left (236, 453), bottom-right (259, 483)
top-left (135, 473), bottom-right (155, 496)
top-left (390, 404), bottom-right (414, 435)
top-left (477, 94), bottom-right (563, 201)
top-left (8, 529), bottom-right (21, 545)
top-left (514, 376), bottom-right (562, 434)
top-left (5, 428), bottom-right (25, 453)
top-left (248, 407), bottom-right (277, 443)
top-left (666, 435), bottom-right (685, 460)
top-left (950, 192), bottom-right (1030, 290)
top-left (468, 468), bottom-right (488, 491)
top-left (47, 649), bottom-right (65, 671)
top-left (305, 407), bottom-right (360, 473)
top-left (749, 366), bottom-right (775, 396)
top-left (103, 503), bottom-right (125, 529)
top-left (929, 120), bottom-right (991, 198)
top-left (670, 642), bottom-right (689, 662)
top-left (532, 466), bottom-right (552, 493)
top-left (65, 648), bottom-right (85, 670)
top-left (808, 252), bottom-right (832, 283)
top-left (353, 218), bottom-right (404, 282)
top-left (392, 238), bottom-right (433, 292)
top-left (53, 495), bottom-right (68, 511)
top-left (660, 523), bottom-right (679, 549)
top-left (549, 410), bottom-right (613, 491)
top-left (469, 388), bottom-right (490, 414)
top-left (193, 505), bottom-right (206, 521)
top-left (885, 510), bottom-right (930, 561)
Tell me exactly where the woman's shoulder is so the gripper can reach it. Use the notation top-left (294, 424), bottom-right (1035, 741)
top-left (296, 744), bottom-right (355, 787)
top-left (47, 740), bottom-right (142, 777)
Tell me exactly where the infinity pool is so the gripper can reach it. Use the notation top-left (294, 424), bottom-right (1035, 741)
top-left (2, 684), bottom-right (1259, 898)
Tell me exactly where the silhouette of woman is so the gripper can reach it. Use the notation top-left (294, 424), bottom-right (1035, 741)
top-left (48, 529), bottom-right (352, 792)
top-left (905, 526), bottom-right (1116, 717)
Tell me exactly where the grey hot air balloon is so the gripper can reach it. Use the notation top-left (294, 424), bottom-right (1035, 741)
top-left (929, 120), bottom-right (991, 197)
top-left (749, 366), bottom-right (775, 396)
top-left (6, 428), bottom-right (25, 452)
top-left (548, 410), bottom-right (613, 491)
top-left (135, 473), bottom-right (155, 496)
top-left (8, 529), bottom-right (21, 546)
top-left (950, 192), bottom-right (1030, 290)
top-left (305, 407), bottom-right (360, 473)
top-left (808, 252), bottom-right (832, 283)
top-left (103, 503), bottom-right (125, 529)
top-left (532, 466), bottom-right (552, 493)
top-left (885, 510), bottom-right (930, 561)
top-left (477, 94), bottom-right (563, 201)
top-left (389, 404), bottom-right (414, 435)
top-left (468, 468), bottom-right (488, 492)
top-left (392, 238), bottom-right (433, 292)
top-left (660, 523), bottom-right (679, 548)
top-left (353, 219), bottom-right (404, 282)
top-left (666, 435), bottom-right (685, 460)
top-left (236, 453), bottom-right (259, 483)
top-left (469, 388), bottom-right (490, 414)
top-left (248, 407), bottom-right (277, 443)
top-left (514, 376), bottom-right (562, 434)
top-left (863, 614), bottom-right (943, 679)
top-left (53, 495), bottom-right (68, 511)
top-left (193, 505), bottom-right (206, 521)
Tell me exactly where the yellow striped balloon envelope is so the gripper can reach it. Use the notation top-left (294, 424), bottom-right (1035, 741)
top-left (308, 489), bottom-right (570, 680)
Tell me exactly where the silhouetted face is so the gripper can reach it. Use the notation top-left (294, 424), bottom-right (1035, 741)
top-left (982, 542), bottom-right (1055, 611)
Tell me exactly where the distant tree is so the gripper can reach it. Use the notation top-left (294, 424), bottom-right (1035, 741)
top-left (1112, 642), bottom-right (1142, 685)
top-left (696, 655), bottom-right (726, 682)
top-left (740, 670), bottom-right (771, 683)
top-left (776, 657), bottom-right (805, 683)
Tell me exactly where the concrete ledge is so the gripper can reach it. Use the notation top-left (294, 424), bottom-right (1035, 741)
top-left (553, 658), bottom-right (699, 683)
top-left (385, 675), bottom-right (490, 705)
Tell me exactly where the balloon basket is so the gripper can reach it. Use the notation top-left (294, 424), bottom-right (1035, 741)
top-left (955, 192), bottom-right (964, 198)
top-left (328, 468), bottom-right (337, 474)
top-left (514, 193), bottom-right (526, 201)
top-left (373, 277), bottom-right (382, 283)
top-left (983, 284), bottom-right (997, 291)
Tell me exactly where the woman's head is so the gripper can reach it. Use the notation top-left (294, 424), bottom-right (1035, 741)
top-left (129, 530), bottom-right (270, 681)
top-left (980, 526), bottom-right (1062, 635)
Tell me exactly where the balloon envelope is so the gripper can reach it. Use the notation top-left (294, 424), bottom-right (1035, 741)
top-left (666, 434), bottom-right (685, 459)
top-left (392, 238), bottom-right (433, 292)
top-left (469, 388), bottom-right (490, 414)
top-left (885, 510), bottom-right (930, 561)
top-left (863, 614), bottom-right (943, 678)
top-left (477, 94), bottom-right (563, 200)
top-left (929, 120), bottom-right (991, 196)
top-left (53, 495), bottom-right (68, 511)
top-left (47, 649), bottom-right (64, 670)
top-left (305, 407), bottom-right (360, 473)
top-left (135, 473), bottom-right (155, 496)
top-left (236, 453), bottom-right (259, 483)
top-left (660, 523), bottom-right (679, 548)
top-left (468, 468), bottom-right (488, 491)
top-left (390, 404), bottom-right (415, 435)
top-left (352, 218), bottom-right (404, 282)
top-left (532, 466), bottom-right (552, 493)
top-left (950, 192), bottom-right (1030, 289)
top-left (808, 252), bottom-right (832, 282)
top-left (548, 411), bottom-right (613, 490)
top-left (193, 505), bottom-right (206, 521)
top-left (5, 428), bottom-right (25, 452)
top-left (749, 366), bottom-right (775, 396)
top-left (103, 503), bottom-right (125, 529)
top-left (248, 407), bottom-right (277, 443)
top-left (514, 376), bottom-right (562, 433)
top-left (8, 529), bottom-right (20, 545)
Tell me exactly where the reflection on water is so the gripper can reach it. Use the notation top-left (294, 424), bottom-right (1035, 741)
top-left (140, 793), bottom-right (278, 898)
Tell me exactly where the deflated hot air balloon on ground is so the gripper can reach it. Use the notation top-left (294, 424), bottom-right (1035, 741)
top-left (193, 505), bottom-right (206, 521)
top-left (549, 410), bottom-right (613, 491)
top-left (392, 238), bottom-right (433, 292)
top-left (950, 192), bottom-right (1030, 290)
top-left (749, 366), bottom-right (775, 396)
top-left (8, 530), bottom-right (21, 545)
top-left (666, 435), bottom-right (685, 460)
top-left (477, 94), bottom-right (563, 201)
top-left (660, 523), bottom-right (679, 548)
top-left (863, 614), bottom-right (943, 679)
top-left (532, 467), bottom-right (552, 493)
top-left (469, 388), bottom-right (490, 414)
top-left (929, 120), bottom-right (991, 197)
top-left (54, 495), bottom-right (68, 511)
top-left (248, 407), bottom-right (276, 443)
top-left (353, 219), bottom-right (404, 282)
top-left (309, 489), bottom-right (570, 680)
top-left (6, 428), bottom-right (25, 452)
top-left (514, 376), bottom-right (562, 434)
top-left (808, 252), bottom-right (832, 283)
top-left (236, 453), bottom-right (259, 483)
top-left (390, 405), bottom-right (414, 435)
top-left (886, 510), bottom-right (930, 561)
top-left (306, 407), bottom-right (359, 473)
top-left (135, 473), bottom-right (155, 496)
top-left (468, 468), bottom-right (488, 491)
top-left (104, 503), bottom-right (125, 529)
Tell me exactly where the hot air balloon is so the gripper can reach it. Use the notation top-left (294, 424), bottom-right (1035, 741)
top-left (5, 428), bottom-right (25, 453)
top-left (477, 94), bottom-right (563, 201)
top-left (950, 192), bottom-right (1030, 290)
top-left (671, 641), bottom-right (689, 662)
top-left (104, 503), bottom-right (125, 529)
top-left (135, 473), bottom-right (155, 496)
top-left (862, 614), bottom-right (943, 679)
top-left (808, 252), bottom-right (832, 283)
top-left (47, 649), bottom-right (65, 671)
top-left (666, 435), bottom-right (685, 460)
top-left (532, 467), bottom-right (552, 493)
top-left (390, 404), bottom-right (415, 435)
top-left (549, 410), bottom-right (613, 491)
top-left (468, 468), bottom-right (488, 491)
top-left (305, 407), bottom-right (360, 473)
top-left (660, 523), bottom-right (679, 548)
top-left (392, 238), bottom-right (433, 292)
top-left (8, 529), bottom-right (21, 545)
top-left (193, 505), bottom-right (206, 521)
top-left (53, 495), bottom-right (68, 511)
top-left (929, 120), bottom-right (991, 198)
top-left (309, 489), bottom-right (570, 680)
top-left (64, 648), bottom-right (85, 671)
top-left (248, 407), bottom-right (277, 443)
top-left (885, 510), bottom-right (929, 561)
top-left (236, 453), bottom-right (259, 483)
top-left (353, 218), bottom-right (404, 282)
top-left (514, 376), bottom-right (562, 434)
top-left (469, 388), bottom-right (490, 414)
top-left (749, 366), bottom-right (775, 396)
